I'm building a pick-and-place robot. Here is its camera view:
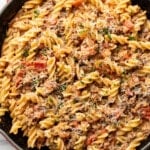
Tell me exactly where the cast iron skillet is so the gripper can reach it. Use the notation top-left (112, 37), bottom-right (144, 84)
top-left (0, 0), bottom-right (150, 150)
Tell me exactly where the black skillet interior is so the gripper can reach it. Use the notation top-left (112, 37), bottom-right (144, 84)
top-left (0, 0), bottom-right (26, 52)
top-left (132, 0), bottom-right (150, 18)
top-left (0, 0), bottom-right (150, 150)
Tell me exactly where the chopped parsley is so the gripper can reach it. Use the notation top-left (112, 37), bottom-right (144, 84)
top-left (59, 83), bottom-right (67, 92)
top-left (128, 36), bottom-right (135, 41)
top-left (48, 97), bottom-right (53, 103)
top-left (78, 29), bottom-right (88, 37)
top-left (79, 24), bottom-right (84, 28)
top-left (102, 27), bottom-right (112, 39)
top-left (22, 47), bottom-right (29, 57)
top-left (80, 81), bottom-right (84, 85)
top-left (88, 78), bottom-right (92, 82)
top-left (57, 102), bottom-right (63, 110)
top-left (78, 30), bottom-right (86, 34)
top-left (107, 33), bottom-right (112, 39)
top-left (34, 9), bottom-right (40, 18)
top-left (32, 78), bottom-right (40, 90)
top-left (103, 28), bottom-right (109, 34)
top-left (41, 47), bottom-right (49, 56)
top-left (121, 70), bottom-right (127, 77)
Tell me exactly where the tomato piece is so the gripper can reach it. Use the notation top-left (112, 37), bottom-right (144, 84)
top-left (86, 134), bottom-right (97, 145)
top-left (140, 106), bottom-right (150, 120)
top-left (99, 129), bottom-right (107, 134)
top-left (15, 78), bottom-right (22, 87)
top-left (17, 70), bottom-right (25, 77)
top-left (72, 0), bottom-right (83, 7)
top-left (123, 53), bottom-right (131, 60)
top-left (23, 61), bottom-right (47, 71)
top-left (49, 18), bottom-right (57, 25)
top-left (22, 61), bottom-right (32, 67)
top-left (15, 70), bottom-right (25, 86)
top-left (123, 20), bottom-right (134, 31)
top-left (33, 61), bottom-right (47, 70)
top-left (70, 121), bottom-right (79, 127)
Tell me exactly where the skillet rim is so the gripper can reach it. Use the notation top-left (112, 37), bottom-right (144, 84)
top-left (0, 0), bottom-right (150, 150)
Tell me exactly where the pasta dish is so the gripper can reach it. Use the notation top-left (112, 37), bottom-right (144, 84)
top-left (0, 0), bottom-right (150, 149)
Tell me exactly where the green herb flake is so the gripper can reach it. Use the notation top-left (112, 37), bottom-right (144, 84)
top-left (102, 27), bottom-right (112, 39)
top-left (34, 9), bottom-right (40, 18)
top-left (80, 81), bottom-right (84, 85)
top-left (128, 36), bottom-right (135, 41)
top-left (48, 97), bottom-right (53, 103)
top-left (59, 84), bottom-right (67, 92)
top-left (41, 51), bottom-right (47, 56)
top-left (79, 24), bottom-right (84, 28)
top-left (57, 102), bottom-right (63, 109)
top-left (78, 29), bottom-right (88, 37)
top-left (80, 73), bottom-right (84, 78)
top-left (22, 48), bottom-right (29, 57)
top-left (32, 78), bottom-right (40, 89)
top-left (108, 33), bottom-right (112, 40)
top-left (103, 27), bottom-right (109, 35)
top-left (130, 10), bottom-right (134, 15)
top-left (41, 47), bottom-right (49, 56)
top-left (92, 103), bottom-right (97, 108)
top-left (88, 78), bottom-right (92, 82)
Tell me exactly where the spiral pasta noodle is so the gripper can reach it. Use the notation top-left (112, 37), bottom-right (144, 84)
top-left (126, 132), bottom-right (147, 150)
top-left (0, 0), bottom-right (150, 149)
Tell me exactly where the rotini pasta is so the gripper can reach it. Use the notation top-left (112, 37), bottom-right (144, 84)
top-left (0, 0), bottom-right (150, 149)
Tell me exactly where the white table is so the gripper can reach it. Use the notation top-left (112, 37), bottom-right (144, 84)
top-left (0, 130), bottom-right (17, 150)
top-left (0, 0), bottom-right (9, 13)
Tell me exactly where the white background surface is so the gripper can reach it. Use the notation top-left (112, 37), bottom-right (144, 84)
top-left (0, 133), bottom-right (15, 150)
top-left (0, 0), bottom-right (7, 13)
top-left (0, 1), bottom-right (15, 149)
